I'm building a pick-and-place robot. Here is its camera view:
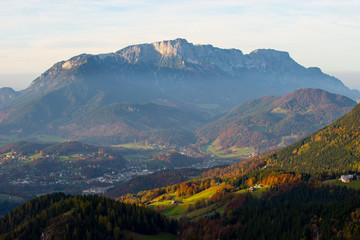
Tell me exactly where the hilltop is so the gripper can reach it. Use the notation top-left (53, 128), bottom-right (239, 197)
top-left (196, 88), bottom-right (356, 156)
top-left (260, 101), bottom-right (360, 173)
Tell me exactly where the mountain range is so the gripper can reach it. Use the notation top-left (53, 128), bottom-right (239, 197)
top-left (2, 39), bottom-right (360, 240)
top-left (0, 39), bottom-right (358, 147)
top-left (2, 39), bottom-right (358, 108)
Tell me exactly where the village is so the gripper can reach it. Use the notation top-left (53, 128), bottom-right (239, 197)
top-left (0, 149), bottom-right (231, 195)
top-left (0, 150), bottom-right (156, 195)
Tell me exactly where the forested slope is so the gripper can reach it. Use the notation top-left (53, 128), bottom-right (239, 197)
top-left (0, 193), bottom-right (177, 240)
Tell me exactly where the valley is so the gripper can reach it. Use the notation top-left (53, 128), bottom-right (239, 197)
top-left (1, 39), bottom-right (360, 239)
top-left (0, 139), bottom-right (239, 215)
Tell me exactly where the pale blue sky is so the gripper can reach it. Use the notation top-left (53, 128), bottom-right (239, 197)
top-left (0, 0), bottom-right (359, 90)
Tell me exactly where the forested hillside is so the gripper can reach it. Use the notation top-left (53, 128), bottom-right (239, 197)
top-left (196, 88), bottom-right (356, 156)
top-left (0, 193), bottom-right (177, 240)
top-left (4, 101), bottom-right (360, 239)
top-left (261, 102), bottom-right (360, 173)
top-left (180, 184), bottom-right (360, 240)
top-left (113, 101), bottom-right (360, 239)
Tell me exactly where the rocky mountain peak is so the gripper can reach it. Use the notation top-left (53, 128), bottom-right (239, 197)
top-left (250, 49), bottom-right (291, 58)
top-left (60, 54), bottom-right (90, 70)
top-left (151, 38), bottom-right (191, 57)
top-left (9, 38), bottom-right (358, 108)
top-left (115, 39), bottom-right (245, 71)
top-left (246, 49), bottom-right (298, 71)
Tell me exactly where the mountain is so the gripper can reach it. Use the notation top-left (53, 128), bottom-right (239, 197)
top-left (58, 102), bottom-right (204, 145)
top-left (4, 97), bottom-right (360, 240)
top-left (0, 101), bottom-right (204, 146)
top-left (258, 101), bottom-right (360, 173)
top-left (196, 88), bottom-right (357, 156)
top-left (0, 39), bottom-right (358, 145)
top-left (0, 88), bottom-right (18, 105)
top-left (19, 38), bottom-right (358, 105)
top-left (212, 98), bottom-right (360, 174)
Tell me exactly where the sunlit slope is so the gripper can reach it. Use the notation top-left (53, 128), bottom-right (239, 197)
top-left (262, 102), bottom-right (360, 173)
top-left (196, 88), bottom-right (356, 156)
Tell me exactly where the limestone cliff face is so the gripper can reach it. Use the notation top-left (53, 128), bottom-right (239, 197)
top-left (0, 39), bottom-right (358, 142)
top-left (115, 39), bottom-right (300, 75)
top-left (1, 38), bottom-right (359, 117)
top-left (116, 38), bottom-right (246, 72)
top-left (25, 38), bottom-right (354, 98)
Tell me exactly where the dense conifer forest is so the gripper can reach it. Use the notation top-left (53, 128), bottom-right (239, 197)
top-left (0, 193), bottom-right (177, 240)
top-left (180, 183), bottom-right (360, 240)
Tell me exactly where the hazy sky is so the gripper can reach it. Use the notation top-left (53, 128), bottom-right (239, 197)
top-left (0, 0), bottom-right (359, 90)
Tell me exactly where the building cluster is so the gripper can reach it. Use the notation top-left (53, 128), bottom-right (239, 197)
top-left (340, 174), bottom-right (357, 183)
top-left (249, 184), bottom-right (265, 192)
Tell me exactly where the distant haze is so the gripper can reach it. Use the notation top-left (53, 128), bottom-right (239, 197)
top-left (329, 72), bottom-right (360, 91)
top-left (0, 73), bottom-right (38, 91)
top-left (1, 71), bottom-right (360, 93)
top-left (0, 73), bottom-right (41, 91)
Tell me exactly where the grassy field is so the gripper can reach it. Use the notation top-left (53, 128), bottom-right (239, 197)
top-left (271, 107), bottom-right (288, 114)
top-left (206, 140), bottom-right (254, 158)
top-left (112, 143), bottom-right (155, 150)
top-left (32, 134), bottom-right (66, 143)
top-left (324, 179), bottom-right (360, 190)
top-left (235, 186), bottom-right (269, 198)
top-left (185, 201), bottom-right (227, 221)
top-left (58, 156), bottom-right (78, 162)
top-left (0, 194), bottom-right (25, 204)
top-left (0, 134), bottom-right (65, 147)
top-left (150, 184), bottom-right (225, 218)
top-left (235, 189), bottom-right (248, 194)
top-left (251, 187), bottom-right (269, 198)
top-left (184, 185), bottom-right (222, 203)
top-left (29, 153), bottom-right (42, 159)
top-left (151, 200), bottom-right (173, 207)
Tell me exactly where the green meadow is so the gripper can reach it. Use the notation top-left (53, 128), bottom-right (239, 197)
top-left (150, 184), bottom-right (225, 219)
top-left (324, 179), bottom-right (360, 190)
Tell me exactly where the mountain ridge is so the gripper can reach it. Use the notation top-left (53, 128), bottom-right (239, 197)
top-left (2, 38), bottom-right (358, 110)
top-left (262, 101), bottom-right (360, 173)
top-left (196, 88), bottom-right (356, 155)
top-left (0, 39), bottom-right (359, 146)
